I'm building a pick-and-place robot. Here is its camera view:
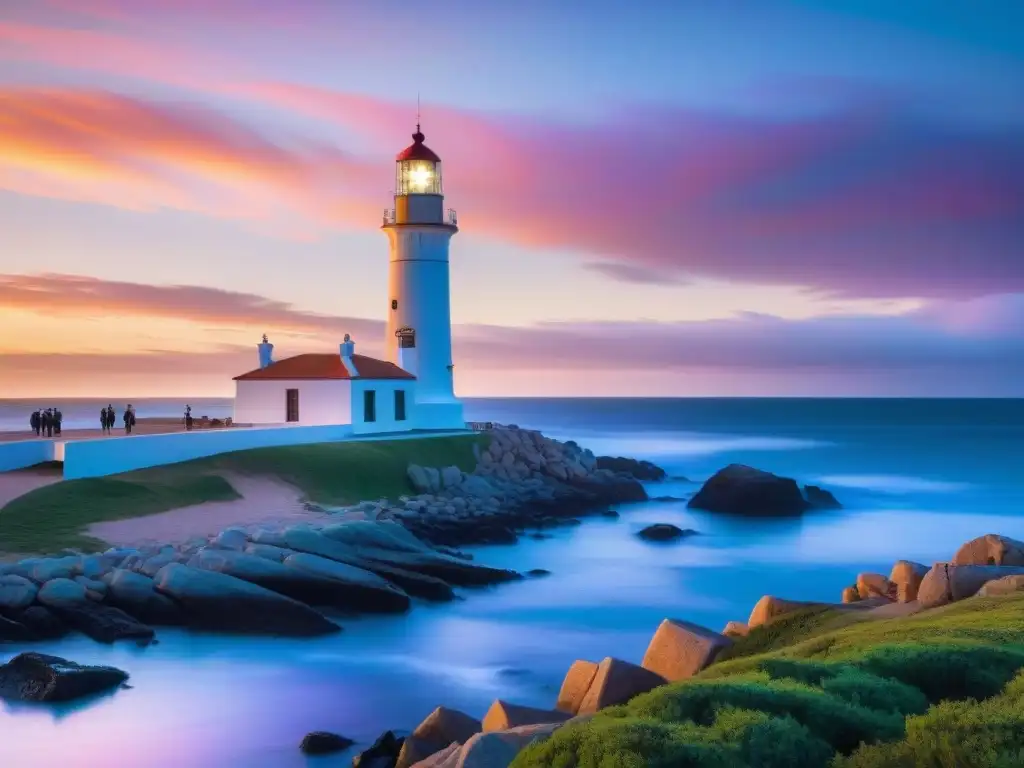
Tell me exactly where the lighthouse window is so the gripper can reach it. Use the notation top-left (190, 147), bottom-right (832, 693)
top-left (391, 299), bottom-right (398, 310)
top-left (395, 390), bottom-right (407, 421)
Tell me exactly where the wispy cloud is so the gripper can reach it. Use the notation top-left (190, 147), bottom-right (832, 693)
top-left (3, 274), bottom-right (1022, 383)
top-left (2, 76), bottom-right (1022, 299)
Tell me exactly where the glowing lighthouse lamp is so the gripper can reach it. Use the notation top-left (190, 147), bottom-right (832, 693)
top-left (381, 125), bottom-right (464, 430)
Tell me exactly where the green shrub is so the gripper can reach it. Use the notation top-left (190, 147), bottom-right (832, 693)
top-left (713, 608), bottom-right (853, 663)
top-left (511, 708), bottom-right (835, 768)
top-left (626, 674), bottom-right (902, 753)
top-left (821, 668), bottom-right (929, 716)
top-left (510, 717), bottom-right (742, 768)
top-left (838, 671), bottom-right (1024, 768)
top-left (856, 643), bottom-right (1024, 703)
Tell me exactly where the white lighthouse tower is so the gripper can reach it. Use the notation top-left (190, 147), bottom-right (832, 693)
top-left (382, 125), bottom-right (464, 429)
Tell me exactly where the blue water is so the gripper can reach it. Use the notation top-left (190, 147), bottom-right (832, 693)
top-left (2, 398), bottom-right (1023, 767)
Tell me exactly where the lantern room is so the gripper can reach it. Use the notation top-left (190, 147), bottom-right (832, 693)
top-left (395, 127), bottom-right (442, 196)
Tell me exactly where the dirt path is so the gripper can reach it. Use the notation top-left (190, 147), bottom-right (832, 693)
top-left (85, 472), bottom-right (340, 548)
top-left (0, 467), bottom-right (63, 509)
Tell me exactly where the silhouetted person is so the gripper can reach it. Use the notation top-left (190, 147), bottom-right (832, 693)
top-left (106, 404), bottom-right (116, 433)
top-left (124, 404), bottom-right (136, 434)
top-left (40, 409), bottom-right (51, 438)
top-left (30, 410), bottom-right (40, 436)
top-left (100, 406), bottom-right (108, 434)
top-left (53, 407), bottom-right (62, 436)
top-left (184, 404), bottom-right (193, 431)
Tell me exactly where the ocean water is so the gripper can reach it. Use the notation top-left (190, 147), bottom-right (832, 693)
top-left (2, 398), bottom-right (1023, 767)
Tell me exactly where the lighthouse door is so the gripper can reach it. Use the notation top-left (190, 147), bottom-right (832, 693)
top-left (285, 388), bottom-right (299, 422)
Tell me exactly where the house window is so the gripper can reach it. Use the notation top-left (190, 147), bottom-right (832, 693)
top-left (285, 388), bottom-right (299, 422)
top-left (363, 389), bottom-right (376, 423)
top-left (395, 389), bottom-right (407, 421)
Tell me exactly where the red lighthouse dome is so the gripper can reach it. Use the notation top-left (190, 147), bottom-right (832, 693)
top-left (395, 125), bottom-right (442, 195)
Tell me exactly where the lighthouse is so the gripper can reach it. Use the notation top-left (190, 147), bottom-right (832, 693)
top-left (382, 125), bottom-right (465, 429)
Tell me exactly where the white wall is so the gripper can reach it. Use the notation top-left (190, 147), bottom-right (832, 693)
top-left (62, 423), bottom-right (355, 480)
top-left (350, 379), bottom-right (417, 434)
top-left (0, 440), bottom-right (56, 472)
top-left (234, 379), bottom-right (352, 426)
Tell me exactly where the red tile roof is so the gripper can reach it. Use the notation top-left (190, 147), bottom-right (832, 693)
top-left (233, 353), bottom-right (414, 381)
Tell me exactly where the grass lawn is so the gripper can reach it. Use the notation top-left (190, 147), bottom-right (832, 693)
top-left (0, 434), bottom-right (483, 554)
top-left (513, 594), bottom-right (1024, 768)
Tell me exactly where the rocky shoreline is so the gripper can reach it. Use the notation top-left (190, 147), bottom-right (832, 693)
top-left (325, 531), bottom-right (1024, 768)
top-left (0, 426), bottom-right (850, 650)
top-left (0, 426), bottom-right (669, 646)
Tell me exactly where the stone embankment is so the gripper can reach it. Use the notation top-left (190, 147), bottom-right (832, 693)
top-left (0, 426), bottom-right (667, 649)
top-left (314, 425), bottom-right (665, 547)
top-left (338, 531), bottom-right (1024, 768)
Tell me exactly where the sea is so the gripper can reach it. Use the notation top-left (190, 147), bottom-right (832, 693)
top-left (1, 398), bottom-right (1023, 767)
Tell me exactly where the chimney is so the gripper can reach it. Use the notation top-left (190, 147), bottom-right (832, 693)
top-left (339, 334), bottom-right (359, 376)
top-left (257, 333), bottom-right (274, 369)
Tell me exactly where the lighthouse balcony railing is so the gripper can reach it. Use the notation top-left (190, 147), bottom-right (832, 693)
top-left (382, 208), bottom-right (458, 226)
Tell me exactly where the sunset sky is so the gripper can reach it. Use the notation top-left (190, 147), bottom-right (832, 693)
top-left (1, 0), bottom-right (1022, 398)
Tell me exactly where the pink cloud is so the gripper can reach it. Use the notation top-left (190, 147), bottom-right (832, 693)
top-left (0, 12), bottom-right (1020, 300)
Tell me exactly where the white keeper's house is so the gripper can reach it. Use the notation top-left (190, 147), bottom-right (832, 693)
top-left (233, 125), bottom-right (465, 434)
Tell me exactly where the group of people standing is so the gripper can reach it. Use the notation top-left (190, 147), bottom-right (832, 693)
top-left (101, 404), bottom-right (137, 435)
top-left (29, 408), bottom-right (63, 437)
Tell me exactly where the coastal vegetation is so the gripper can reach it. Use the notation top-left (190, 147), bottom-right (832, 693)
top-left (512, 594), bottom-right (1024, 767)
top-left (0, 436), bottom-right (482, 553)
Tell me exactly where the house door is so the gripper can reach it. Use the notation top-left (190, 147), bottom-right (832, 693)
top-left (285, 388), bottom-right (299, 422)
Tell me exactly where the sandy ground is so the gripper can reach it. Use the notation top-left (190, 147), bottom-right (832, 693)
top-left (83, 472), bottom-right (346, 548)
top-left (0, 466), bottom-right (63, 509)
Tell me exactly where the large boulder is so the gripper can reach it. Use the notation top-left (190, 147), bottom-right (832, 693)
top-left (10, 606), bottom-right (69, 640)
top-left (482, 700), bottom-right (570, 732)
top-left (26, 556), bottom-right (81, 584)
top-left (284, 527), bottom-right (519, 587)
top-left (917, 564), bottom-right (1024, 608)
top-left (0, 652), bottom-right (128, 702)
top-left (49, 601), bottom-right (155, 644)
top-left (353, 730), bottom-right (404, 767)
top-left (1, 614), bottom-right (34, 642)
top-left (191, 547), bottom-right (410, 614)
top-left (441, 723), bottom-right (566, 767)
top-left (889, 560), bottom-right (929, 603)
top-left (0, 574), bottom-right (38, 611)
top-left (299, 731), bottom-right (354, 755)
top-left (641, 619), bottom-right (732, 682)
top-left (722, 621), bottom-right (750, 638)
top-left (687, 464), bottom-right (811, 516)
top-left (37, 577), bottom-right (89, 607)
top-left (556, 660), bottom-right (599, 714)
top-left (804, 485), bottom-right (842, 510)
top-left (153, 563), bottom-right (339, 636)
top-left (595, 456), bottom-right (666, 481)
top-left (102, 569), bottom-right (185, 625)
top-left (408, 742), bottom-right (459, 767)
top-left (636, 524), bottom-right (697, 543)
top-left (748, 595), bottom-right (822, 628)
top-left (397, 706), bottom-right (481, 768)
top-left (856, 572), bottom-right (893, 600)
top-left (978, 575), bottom-right (1024, 597)
top-left (952, 535), bottom-right (1024, 567)
top-left (577, 657), bottom-right (666, 715)
top-left (319, 520), bottom-right (433, 554)
top-left (408, 464), bottom-right (432, 494)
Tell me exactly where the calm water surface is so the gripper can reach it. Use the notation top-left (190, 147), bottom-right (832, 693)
top-left (2, 398), bottom-right (1023, 767)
